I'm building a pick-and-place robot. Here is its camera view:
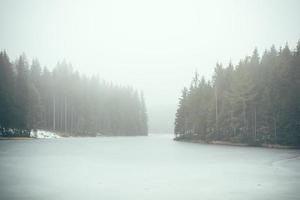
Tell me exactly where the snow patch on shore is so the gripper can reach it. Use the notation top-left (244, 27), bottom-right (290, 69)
top-left (30, 130), bottom-right (61, 139)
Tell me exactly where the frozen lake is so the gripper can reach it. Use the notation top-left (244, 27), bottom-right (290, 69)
top-left (0, 134), bottom-right (300, 200)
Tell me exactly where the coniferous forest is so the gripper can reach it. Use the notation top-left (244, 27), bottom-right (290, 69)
top-left (175, 40), bottom-right (300, 146)
top-left (0, 52), bottom-right (148, 137)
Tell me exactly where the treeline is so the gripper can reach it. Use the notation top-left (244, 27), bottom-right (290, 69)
top-left (0, 52), bottom-right (148, 137)
top-left (175, 40), bottom-right (300, 146)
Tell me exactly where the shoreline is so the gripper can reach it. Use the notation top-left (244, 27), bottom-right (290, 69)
top-left (0, 134), bottom-right (148, 140)
top-left (0, 136), bottom-right (34, 140)
top-left (174, 137), bottom-right (299, 149)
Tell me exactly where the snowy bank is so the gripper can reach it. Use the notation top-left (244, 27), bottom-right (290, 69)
top-left (30, 130), bottom-right (61, 139)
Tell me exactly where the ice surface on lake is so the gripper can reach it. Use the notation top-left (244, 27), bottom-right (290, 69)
top-left (30, 129), bottom-right (61, 139)
top-left (0, 134), bottom-right (300, 200)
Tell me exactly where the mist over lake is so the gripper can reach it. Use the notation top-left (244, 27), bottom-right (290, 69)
top-left (1, 0), bottom-right (300, 199)
top-left (1, 134), bottom-right (300, 200)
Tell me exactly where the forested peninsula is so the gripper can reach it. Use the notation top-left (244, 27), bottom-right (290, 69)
top-left (0, 52), bottom-right (148, 137)
top-left (174, 40), bottom-right (300, 147)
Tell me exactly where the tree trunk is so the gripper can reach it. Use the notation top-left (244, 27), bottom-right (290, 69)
top-left (53, 95), bottom-right (56, 131)
top-left (254, 106), bottom-right (257, 140)
top-left (274, 117), bottom-right (277, 143)
top-left (64, 96), bottom-right (67, 133)
top-left (215, 88), bottom-right (218, 135)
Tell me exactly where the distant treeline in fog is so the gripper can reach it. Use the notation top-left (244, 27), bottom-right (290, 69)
top-left (175, 40), bottom-right (300, 146)
top-left (0, 52), bottom-right (148, 137)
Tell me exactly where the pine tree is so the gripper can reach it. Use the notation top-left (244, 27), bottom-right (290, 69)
top-left (174, 87), bottom-right (188, 138)
top-left (0, 51), bottom-right (15, 134)
top-left (14, 54), bottom-right (30, 134)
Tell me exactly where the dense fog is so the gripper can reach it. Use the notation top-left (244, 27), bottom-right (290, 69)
top-left (0, 1), bottom-right (300, 200)
top-left (1, 0), bottom-right (299, 132)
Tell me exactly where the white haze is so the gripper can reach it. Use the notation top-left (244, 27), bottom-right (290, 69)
top-left (0, 0), bottom-right (300, 133)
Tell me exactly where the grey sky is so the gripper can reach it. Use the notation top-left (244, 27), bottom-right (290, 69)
top-left (1, 0), bottom-right (300, 133)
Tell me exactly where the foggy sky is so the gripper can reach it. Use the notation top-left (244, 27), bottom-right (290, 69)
top-left (1, 0), bottom-right (300, 133)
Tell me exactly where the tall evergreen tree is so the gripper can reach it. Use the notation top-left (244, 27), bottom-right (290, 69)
top-left (14, 55), bottom-right (30, 132)
top-left (0, 51), bottom-right (15, 133)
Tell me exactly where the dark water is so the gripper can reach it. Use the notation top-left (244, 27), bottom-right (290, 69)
top-left (0, 134), bottom-right (300, 200)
